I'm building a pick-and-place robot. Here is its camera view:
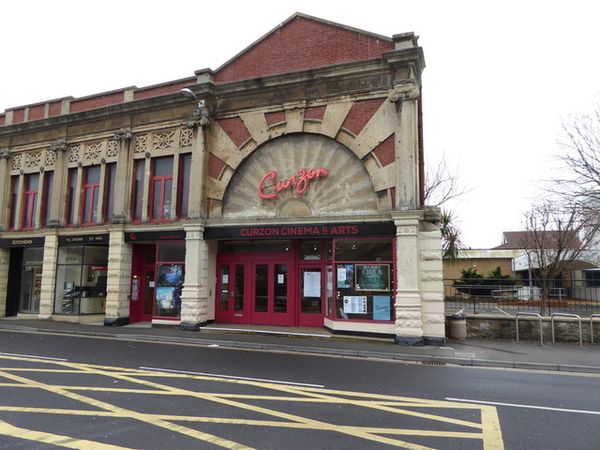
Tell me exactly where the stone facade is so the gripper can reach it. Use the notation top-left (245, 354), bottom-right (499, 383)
top-left (0, 14), bottom-right (443, 344)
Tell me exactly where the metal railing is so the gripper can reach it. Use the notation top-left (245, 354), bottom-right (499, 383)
top-left (551, 313), bottom-right (582, 348)
top-left (515, 312), bottom-right (543, 345)
top-left (591, 314), bottom-right (600, 344)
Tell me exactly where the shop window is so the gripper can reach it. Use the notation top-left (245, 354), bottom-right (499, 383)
top-left (81, 165), bottom-right (101, 225)
top-left (132, 159), bottom-right (145, 221)
top-left (8, 175), bottom-right (19, 230)
top-left (54, 245), bottom-right (108, 315)
top-left (19, 247), bottom-right (44, 313)
top-left (21, 173), bottom-right (39, 230)
top-left (103, 163), bottom-right (116, 223)
top-left (177, 153), bottom-right (191, 218)
top-left (150, 157), bottom-right (173, 222)
top-left (155, 242), bottom-right (185, 318)
top-left (41, 171), bottom-right (53, 227)
top-left (333, 238), bottom-right (394, 322)
top-left (301, 241), bottom-right (322, 260)
top-left (66, 168), bottom-right (78, 225)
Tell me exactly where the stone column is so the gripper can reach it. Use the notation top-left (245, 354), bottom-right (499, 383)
top-left (0, 248), bottom-right (9, 318)
top-left (111, 129), bottom-right (132, 223)
top-left (186, 103), bottom-right (211, 219)
top-left (47, 139), bottom-right (68, 227)
top-left (393, 211), bottom-right (424, 345)
top-left (179, 224), bottom-right (209, 330)
top-left (104, 226), bottom-right (132, 326)
top-left (0, 148), bottom-right (11, 230)
top-left (390, 80), bottom-right (420, 210)
top-left (39, 231), bottom-right (58, 319)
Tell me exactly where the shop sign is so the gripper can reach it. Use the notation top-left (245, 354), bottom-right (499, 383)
top-left (0, 237), bottom-right (45, 248)
top-left (258, 168), bottom-right (328, 199)
top-left (124, 230), bottom-right (186, 243)
top-left (59, 234), bottom-right (109, 245)
top-left (204, 222), bottom-right (396, 240)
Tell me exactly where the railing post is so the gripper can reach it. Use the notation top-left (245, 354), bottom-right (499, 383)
top-left (515, 312), bottom-right (543, 346)
top-left (551, 313), bottom-right (583, 348)
top-left (590, 314), bottom-right (600, 344)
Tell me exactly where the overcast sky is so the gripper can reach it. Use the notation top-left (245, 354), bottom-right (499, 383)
top-left (3, 1), bottom-right (599, 248)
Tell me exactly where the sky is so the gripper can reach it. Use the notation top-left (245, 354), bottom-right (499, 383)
top-left (2, 0), bottom-right (600, 249)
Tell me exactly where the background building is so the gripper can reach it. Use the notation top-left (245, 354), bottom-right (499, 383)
top-left (0, 13), bottom-right (444, 345)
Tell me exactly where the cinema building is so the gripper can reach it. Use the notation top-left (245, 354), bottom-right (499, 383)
top-left (0, 14), bottom-right (444, 345)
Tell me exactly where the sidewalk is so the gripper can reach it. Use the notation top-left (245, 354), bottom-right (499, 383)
top-left (1, 318), bottom-right (599, 374)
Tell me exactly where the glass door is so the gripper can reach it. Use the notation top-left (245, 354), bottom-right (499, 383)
top-left (216, 262), bottom-right (247, 323)
top-left (299, 266), bottom-right (325, 327)
top-left (252, 262), bottom-right (290, 326)
top-left (19, 265), bottom-right (42, 313)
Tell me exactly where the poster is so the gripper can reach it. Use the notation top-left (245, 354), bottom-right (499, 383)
top-left (355, 264), bottom-right (390, 291)
top-left (278, 274), bottom-right (285, 284)
top-left (303, 271), bottom-right (321, 297)
top-left (155, 287), bottom-right (175, 309)
top-left (343, 296), bottom-right (367, 314)
top-left (373, 295), bottom-right (391, 320)
top-left (158, 264), bottom-right (184, 287)
top-left (337, 264), bottom-right (353, 288)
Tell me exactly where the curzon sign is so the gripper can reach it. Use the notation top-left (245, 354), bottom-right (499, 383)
top-left (257, 168), bottom-right (329, 199)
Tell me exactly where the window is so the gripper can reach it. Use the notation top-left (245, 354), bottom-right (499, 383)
top-left (8, 175), bottom-right (19, 230)
top-left (103, 163), bottom-right (116, 223)
top-left (132, 159), bottom-right (145, 221)
top-left (333, 238), bottom-right (394, 322)
top-left (81, 165), bottom-right (101, 225)
top-left (22, 173), bottom-right (39, 229)
top-left (66, 168), bottom-right (77, 225)
top-left (155, 242), bottom-right (185, 318)
top-left (150, 157), bottom-right (173, 222)
top-left (177, 153), bottom-right (191, 218)
top-left (42, 171), bottom-right (53, 227)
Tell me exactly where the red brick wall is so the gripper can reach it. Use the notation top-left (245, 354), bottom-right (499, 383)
top-left (134, 80), bottom-right (194, 101)
top-left (215, 17), bottom-right (393, 82)
top-left (265, 111), bottom-right (286, 126)
top-left (208, 154), bottom-right (226, 179)
top-left (49, 101), bottom-right (62, 117)
top-left (28, 104), bottom-right (45, 121)
top-left (217, 117), bottom-right (251, 147)
top-left (12, 109), bottom-right (25, 124)
top-left (341, 98), bottom-right (384, 135)
top-left (304, 106), bottom-right (326, 121)
top-left (70, 91), bottom-right (124, 113)
top-left (0, 115), bottom-right (4, 126)
top-left (372, 134), bottom-right (395, 167)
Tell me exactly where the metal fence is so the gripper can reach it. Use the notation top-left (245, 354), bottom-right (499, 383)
top-left (444, 278), bottom-right (600, 317)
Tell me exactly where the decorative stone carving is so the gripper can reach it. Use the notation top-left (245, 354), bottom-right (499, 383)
top-left (0, 148), bottom-right (10, 159)
top-left (113, 128), bottom-right (132, 142)
top-left (50, 138), bottom-right (68, 153)
top-left (68, 145), bottom-right (81, 164)
top-left (11, 154), bottom-right (22, 171)
top-left (388, 79), bottom-right (420, 102)
top-left (134, 134), bottom-right (148, 154)
top-left (180, 128), bottom-right (193, 147)
top-left (106, 140), bottom-right (119, 158)
top-left (83, 142), bottom-right (102, 162)
top-left (24, 151), bottom-right (42, 169)
top-left (152, 130), bottom-right (176, 151)
top-left (186, 106), bottom-right (211, 129)
top-left (45, 150), bottom-right (56, 166)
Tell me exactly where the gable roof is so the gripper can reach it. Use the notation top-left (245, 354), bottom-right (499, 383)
top-left (214, 12), bottom-right (394, 83)
top-left (494, 231), bottom-right (582, 250)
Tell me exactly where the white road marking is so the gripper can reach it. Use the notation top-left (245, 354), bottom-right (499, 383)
top-left (0, 352), bottom-right (68, 362)
top-left (446, 397), bottom-right (600, 415)
top-left (139, 366), bottom-right (325, 388)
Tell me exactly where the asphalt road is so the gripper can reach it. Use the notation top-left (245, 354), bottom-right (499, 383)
top-left (0, 330), bottom-right (599, 449)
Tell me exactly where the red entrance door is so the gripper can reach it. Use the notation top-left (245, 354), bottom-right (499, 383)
top-left (216, 261), bottom-right (248, 324)
top-left (251, 261), bottom-right (291, 326)
top-left (130, 244), bottom-right (156, 323)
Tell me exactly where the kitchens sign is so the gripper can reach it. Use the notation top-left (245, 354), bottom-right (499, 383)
top-left (257, 168), bottom-right (329, 200)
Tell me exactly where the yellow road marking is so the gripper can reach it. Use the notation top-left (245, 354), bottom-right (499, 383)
top-left (0, 354), bottom-right (504, 449)
top-left (0, 419), bottom-right (133, 449)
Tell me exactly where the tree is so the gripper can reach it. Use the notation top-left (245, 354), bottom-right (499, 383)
top-left (424, 156), bottom-right (470, 260)
top-left (554, 102), bottom-right (600, 208)
top-left (520, 200), bottom-right (600, 315)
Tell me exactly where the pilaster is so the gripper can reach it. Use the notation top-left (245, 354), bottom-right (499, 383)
top-left (186, 107), bottom-right (210, 219)
top-left (0, 148), bottom-right (11, 230)
top-left (47, 139), bottom-right (68, 227)
top-left (390, 80), bottom-right (420, 210)
top-left (104, 226), bottom-right (132, 326)
top-left (180, 224), bottom-right (209, 329)
top-left (0, 248), bottom-right (9, 317)
top-left (393, 211), bottom-right (424, 345)
top-left (111, 128), bottom-right (132, 223)
top-left (39, 231), bottom-right (58, 318)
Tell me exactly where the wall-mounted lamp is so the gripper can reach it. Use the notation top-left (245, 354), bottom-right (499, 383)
top-left (180, 88), bottom-right (210, 128)
top-left (180, 88), bottom-right (205, 108)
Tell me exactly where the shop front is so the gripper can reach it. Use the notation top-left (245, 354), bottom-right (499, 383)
top-left (1, 237), bottom-right (45, 317)
top-left (125, 230), bottom-right (186, 324)
top-left (206, 223), bottom-right (396, 331)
